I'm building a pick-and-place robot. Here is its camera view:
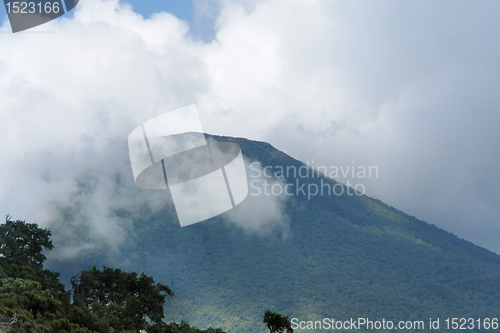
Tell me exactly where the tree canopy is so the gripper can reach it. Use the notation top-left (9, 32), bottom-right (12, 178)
top-left (263, 310), bottom-right (293, 333)
top-left (0, 215), bottom-right (65, 296)
top-left (0, 215), bottom-right (53, 268)
top-left (71, 266), bottom-right (175, 332)
top-left (0, 216), bottom-right (227, 333)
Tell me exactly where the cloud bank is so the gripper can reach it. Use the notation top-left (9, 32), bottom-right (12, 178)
top-left (0, 0), bottom-right (499, 252)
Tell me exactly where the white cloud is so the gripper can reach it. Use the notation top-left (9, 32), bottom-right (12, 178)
top-left (0, 0), bottom-right (499, 251)
top-left (222, 159), bottom-right (289, 235)
top-left (199, 0), bottom-right (500, 248)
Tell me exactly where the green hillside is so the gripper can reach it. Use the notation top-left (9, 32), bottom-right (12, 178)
top-left (46, 135), bottom-right (500, 332)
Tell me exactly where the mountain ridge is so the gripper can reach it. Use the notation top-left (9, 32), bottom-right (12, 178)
top-left (46, 134), bottom-right (500, 333)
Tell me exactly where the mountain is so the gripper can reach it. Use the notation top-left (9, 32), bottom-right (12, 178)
top-left (46, 135), bottom-right (500, 333)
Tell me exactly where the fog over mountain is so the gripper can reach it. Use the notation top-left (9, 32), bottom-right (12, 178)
top-left (45, 135), bottom-right (500, 333)
top-left (0, 0), bottom-right (499, 252)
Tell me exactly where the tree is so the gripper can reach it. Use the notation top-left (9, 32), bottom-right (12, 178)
top-left (71, 266), bottom-right (175, 332)
top-left (263, 310), bottom-right (293, 333)
top-left (0, 215), bottom-right (53, 269)
top-left (0, 215), bottom-right (66, 297)
top-left (148, 320), bottom-right (228, 333)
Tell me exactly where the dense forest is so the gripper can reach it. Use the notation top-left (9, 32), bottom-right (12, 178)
top-left (44, 135), bottom-right (500, 333)
top-left (0, 216), bottom-right (228, 333)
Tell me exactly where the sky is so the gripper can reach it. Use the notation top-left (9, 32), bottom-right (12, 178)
top-left (122, 0), bottom-right (193, 22)
top-left (0, 0), bottom-right (499, 253)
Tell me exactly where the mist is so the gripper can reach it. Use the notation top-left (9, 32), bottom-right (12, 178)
top-left (0, 0), bottom-right (499, 252)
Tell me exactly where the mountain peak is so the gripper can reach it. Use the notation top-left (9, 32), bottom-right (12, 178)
top-left (47, 135), bottom-right (500, 333)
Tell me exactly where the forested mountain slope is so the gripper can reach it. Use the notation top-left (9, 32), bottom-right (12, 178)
top-left (46, 135), bottom-right (500, 333)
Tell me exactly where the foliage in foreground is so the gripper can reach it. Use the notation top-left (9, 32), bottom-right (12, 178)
top-left (72, 266), bottom-right (174, 332)
top-left (0, 216), bottom-right (227, 333)
top-left (263, 310), bottom-right (293, 333)
top-left (150, 321), bottom-right (227, 333)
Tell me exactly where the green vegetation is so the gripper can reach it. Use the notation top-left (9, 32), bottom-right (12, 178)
top-left (45, 135), bottom-right (500, 332)
top-left (72, 266), bottom-right (174, 332)
top-left (263, 310), bottom-right (293, 333)
top-left (0, 216), bottom-right (227, 332)
top-left (0, 215), bottom-right (65, 297)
